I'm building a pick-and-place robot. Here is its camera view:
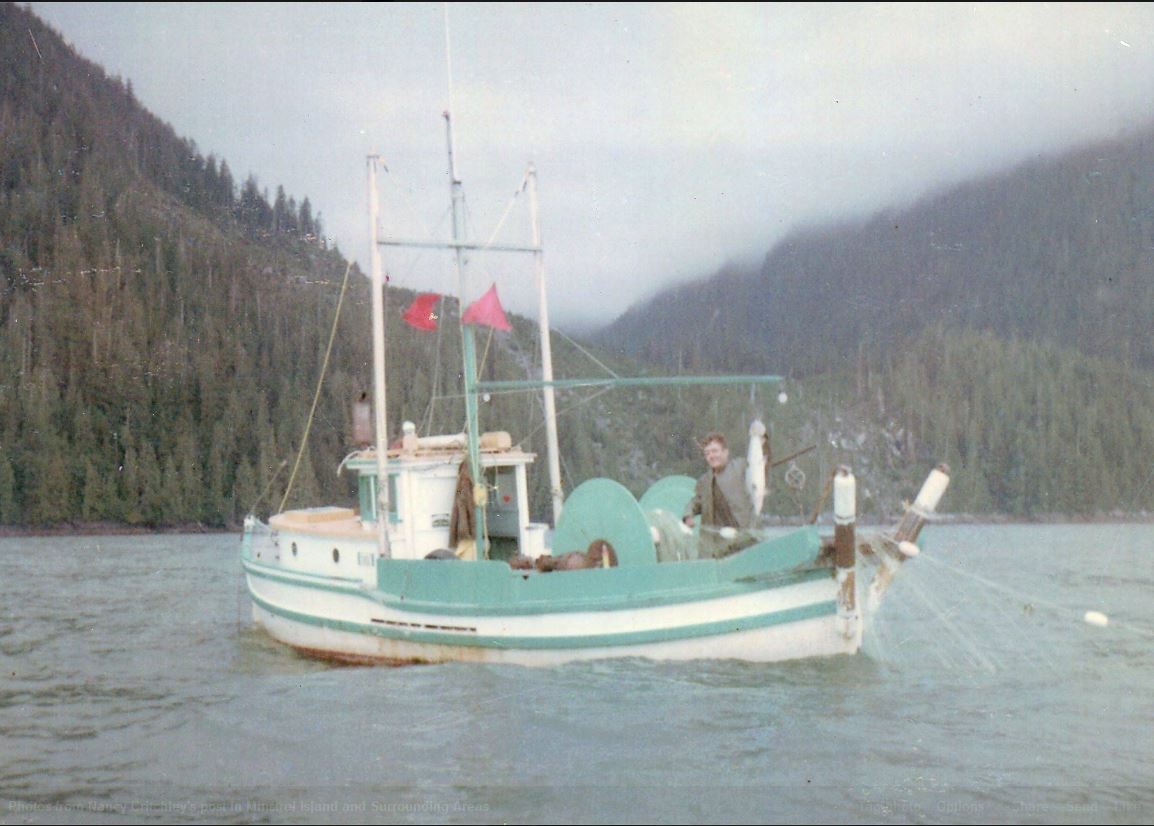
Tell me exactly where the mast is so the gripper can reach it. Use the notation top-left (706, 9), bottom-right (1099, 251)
top-left (444, 112), bottom-right (488, 554)
top-left (367, 155), bottom-right (391, 558)
top-left (527, 163), bottom-right (563, 524)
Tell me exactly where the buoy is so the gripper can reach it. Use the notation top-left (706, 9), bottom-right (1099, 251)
top-left (897, 540), bottom-right (920, 558)
top-left (1084, 611), bottom-right (1109, 627)
top-left (777, 391), bottom-right (788, 405)
top-left (401, 420), bottom-right (418, 452)
top-left (913, 465), bottom-right (951, 513)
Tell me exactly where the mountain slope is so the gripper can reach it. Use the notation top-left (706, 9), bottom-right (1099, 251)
top-left (600, 127), bottom-right (1154, 377)
top-left (593, 119), bottom-right (1154, 516)
top-left (0, 3), bottom-right (361, 527)
top-left (0, 4), bottom-right (729, 527)
top-left (5, 3), bottom-right (1150, 526)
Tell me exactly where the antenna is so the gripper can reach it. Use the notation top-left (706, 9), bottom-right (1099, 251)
top-left (443, 3), bottom-right (459, 178)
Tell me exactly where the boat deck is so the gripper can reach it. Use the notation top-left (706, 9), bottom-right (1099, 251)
top-left (269, 507), bottom-right (370, 539)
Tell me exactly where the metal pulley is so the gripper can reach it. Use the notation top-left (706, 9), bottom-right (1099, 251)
top-left (784, 461), bottom-right (806, 491)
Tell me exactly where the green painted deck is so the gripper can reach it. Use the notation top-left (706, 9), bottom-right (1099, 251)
top-left (372, 526), bottom-right (826, 616)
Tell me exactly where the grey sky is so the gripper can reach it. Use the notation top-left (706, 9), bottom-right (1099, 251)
top-left (29, 3), bottom-right (1154, 329)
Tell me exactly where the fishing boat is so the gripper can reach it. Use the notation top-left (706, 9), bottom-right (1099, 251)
top-left (239, 114), bottom-right (950, 666)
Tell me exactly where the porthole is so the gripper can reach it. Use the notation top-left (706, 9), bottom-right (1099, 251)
top-left (332, 548), bottom-right (340, 563)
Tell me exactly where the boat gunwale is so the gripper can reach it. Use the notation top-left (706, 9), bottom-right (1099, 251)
top-left (246, 587), bottom-right (840, 651)
top-left (241, 553), bottom-right (834, 617)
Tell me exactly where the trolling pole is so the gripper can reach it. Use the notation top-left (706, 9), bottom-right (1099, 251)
top-left (367, 155), bottom-right (392, 558)
top-left (444, 112), bottom-right (488, 556)
top-left (527, 163), bottom-right (563, 524)
top-left (866, 463), bottom-right (951, 614)
top-left (833, 466), bottom-right (857, 641)
top-left (894, 463), bottom-right (951, 545)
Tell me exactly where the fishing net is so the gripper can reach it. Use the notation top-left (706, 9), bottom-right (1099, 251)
top-left (646, 508), bottom-right (699, 563)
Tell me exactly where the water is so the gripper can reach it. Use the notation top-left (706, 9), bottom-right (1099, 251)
top-left (2, 525), bottom-right (1153, 824)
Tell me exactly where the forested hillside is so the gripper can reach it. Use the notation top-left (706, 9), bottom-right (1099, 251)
top-left (600, 130), bottom-right (1154, 376)
top-left (0, 4), bottom-right (716, 529)
top-left (597, 119), bottom-right (1154, 516)
top-left (0, 3), bottom-right (359, 527)
top-left (5, 3), bottom-right (1150, 527)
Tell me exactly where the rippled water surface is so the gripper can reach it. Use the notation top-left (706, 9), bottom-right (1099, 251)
top-left (2, 525), bottom-right (1152, 823)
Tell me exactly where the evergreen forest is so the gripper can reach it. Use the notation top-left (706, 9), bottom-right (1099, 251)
top-left (3, 4), bottom-right (1153, 529)
top-left (600, 122), bottom-right (1154, 516)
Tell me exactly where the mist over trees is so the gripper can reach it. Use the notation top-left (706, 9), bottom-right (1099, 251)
top-left (0, 4), bottom-right (698, 528)
top-left (4, 2), bottom-right (1153, 528)
top-left (598, 123), bottom-right (1154, 516)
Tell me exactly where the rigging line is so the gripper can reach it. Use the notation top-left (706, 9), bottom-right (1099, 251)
top-left (381, 171), bottom-right (453, 278)
top-left (277, 261), bottom-right (354, 513)
top-left (524, 364), bottom-right (536, 438)
top-left (477, 325), bottom-right (496, 380)
top-left (387, 178), bottom-right (453, 241)
top-left (440, 381), bottom-right (614, 440)
top-left (447, 382), bottom-right (612, 406)
top-left (422, 294), bottom-right (448, 436)
top-left (902, 572), bottom-right (1000, 672)
top-left (558, 450), bottom-right (577, 497)
top-left (481, 173), bottom-right (530, 250)
top-left (376, 173), bottom-right (454, 435)
top-left (461, 318), bottom-right (498, 444)
top-left (921, 554), bottom-right (1154, 640)
top-left (448, 165), bottom-right (528, 251)
top-left (523, 386), bottom-right (615, 443)
top-left (961, 559), bottom-right (1061, 673)
top-left (553, 326), bottom-right (620, 378)
top-left (918, 568), bottom-right (1005, 672)
top-left (249, 459), bottom-right (289, 515)
top-left (461, 196), bottom-right (500, 291)
top-left (460, 189), bottom-right (530, 302)
top-left (1129, 464), bottom-right (1154, 511)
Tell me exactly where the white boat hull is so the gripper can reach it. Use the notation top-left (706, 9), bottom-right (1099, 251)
top-left (242, 552), bottom-right (861, 667)
top-left (250, 601), bottom-right (854, 666)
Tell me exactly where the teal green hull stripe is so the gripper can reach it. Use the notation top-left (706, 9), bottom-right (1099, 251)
top-left (242, 559), bottom-right (364, 587)
top-left (249, 589), bottom-right (837, 650)
top-left (243, 559), bottom-right (369, 595)
top-left (241, 557), bottom-right (831, 617)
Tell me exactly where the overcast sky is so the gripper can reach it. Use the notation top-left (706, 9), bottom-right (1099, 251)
top-left (28, 3), bottom-right (1154, 330)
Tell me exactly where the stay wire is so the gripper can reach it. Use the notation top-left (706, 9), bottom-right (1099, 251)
top-left (277, 261), bottom-right (353, 513)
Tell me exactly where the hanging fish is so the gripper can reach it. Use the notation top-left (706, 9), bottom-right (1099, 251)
top-left (745, 419), bottom-right (769, 518)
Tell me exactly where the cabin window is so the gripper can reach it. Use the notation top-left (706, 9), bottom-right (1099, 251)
top-left (358, 474), bottom-right (399, 524)
top-left (358, 475), bottom-right (374, 518)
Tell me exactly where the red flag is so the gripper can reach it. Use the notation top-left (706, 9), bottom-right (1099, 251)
top-left (461, 284), bottom-right (512, 331)
top-left (402, 293), bottom-right (440, 331)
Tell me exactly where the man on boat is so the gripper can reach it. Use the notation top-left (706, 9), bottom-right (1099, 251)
top-left (683, 432), bottom-right (757, 558)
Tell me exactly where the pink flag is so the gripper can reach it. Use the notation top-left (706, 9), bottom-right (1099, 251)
top-left (402, 293), bottom-right (441, 331)
top-left (461, 284), bottom-right (512, 331)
